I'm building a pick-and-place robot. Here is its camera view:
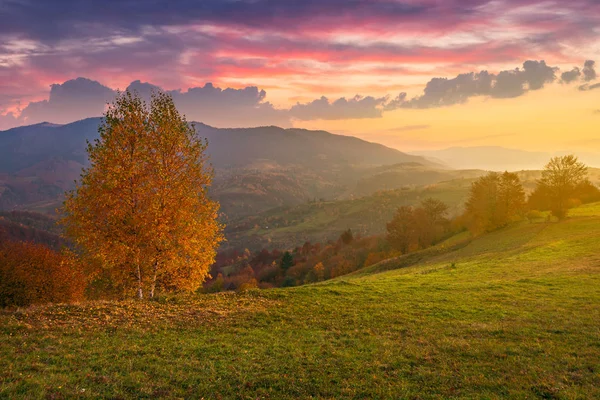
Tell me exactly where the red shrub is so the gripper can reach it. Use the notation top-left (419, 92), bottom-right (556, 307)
top-left (0, 240), bottom-right (86, 307)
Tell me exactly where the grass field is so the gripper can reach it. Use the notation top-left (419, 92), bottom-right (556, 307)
top-left (1, 204), bottom-right (600, 399)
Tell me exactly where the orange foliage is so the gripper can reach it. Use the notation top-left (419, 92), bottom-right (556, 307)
top-left (61, 91), bottom-right (223, 299)
top-left (0, 240), bottom-right (86, 307)
top-left (363, 251), bottom-right (390, 268)
top-left (237, 278), bottom-right (258, 292)
top-left (313, 262), bottom-right (325, 281)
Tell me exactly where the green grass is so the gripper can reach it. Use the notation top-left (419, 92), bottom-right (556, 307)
top-left (2, 204), bottom-right (600, 399)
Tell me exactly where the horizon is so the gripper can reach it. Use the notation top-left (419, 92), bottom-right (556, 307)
top-left (3, 116), bottom-right (600, 171)
top-left (1, 1), bottom-right (599, 152)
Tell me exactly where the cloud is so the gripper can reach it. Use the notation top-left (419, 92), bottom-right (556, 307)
top-left (2, 1), bottom-right (599, 47)
top-left (579, 82), bottom-right (600, 91)
top-left (1, 78), bottom-right (291, 129)
top-left (18, 78), bottom-right (115, 125)
top-left (583, 60), bottom-right (597, 82)
top-left (172, 84), bottom-right (290, 128)
top-left (561, 60), bottom-right (598, 89)
top-left (289, 94), bottom-right (401, 120)
top-left (0, 111), bottom-right (18, 131)
top-left (403, 71), bottom-right (493, 108)
top-left (561, 67), bottom-right (581, 83)
top-left (0, 59), bottom-right (597, 130)
top-left (124, 80), bottom-right (290, 127)
top-left (2, 0), bottom-right (599, 128)
top-left (0, 1), bottom-right (433, 43)
top-left (401, 60), bottom-right (557, 108)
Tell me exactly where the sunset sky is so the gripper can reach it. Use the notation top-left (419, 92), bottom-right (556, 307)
top-left (1, 0), bottom-right (599, 151)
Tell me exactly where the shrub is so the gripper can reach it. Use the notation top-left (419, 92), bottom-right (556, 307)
top-left (526, 210), bottom-right (544, 222)
top-left (237, 279), bottom-right (258, 292)
top-left (281, 276), bottom-right (296, 287)
top-left (0, 240), bottom-right (86, 307)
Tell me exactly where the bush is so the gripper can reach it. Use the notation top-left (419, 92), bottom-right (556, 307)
top-left (526, 210), bottom-right (544, 221)
top-left (0, 240), bottom-right (86, 307)
top-left (237, 279), bottom-right (258, 292)
top-left (281, 276), bottom-right (296, 287)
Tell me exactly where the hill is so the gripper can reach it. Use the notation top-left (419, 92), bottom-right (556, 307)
top-left (2, 203), bottom-right (599, 398)
top-left (224, 169), bottom-right (600, 250)
top-left (0, 211), bottom-right (65, 250)
top-left (224, 177), bottom-right (475, 250)
top-left (0, 119), bottom-right (443, 216)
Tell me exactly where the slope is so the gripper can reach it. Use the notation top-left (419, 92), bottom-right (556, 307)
top-left (0, 118), bottom-right (443, 215)
top-left (1, 204), bottom-right (599, 398)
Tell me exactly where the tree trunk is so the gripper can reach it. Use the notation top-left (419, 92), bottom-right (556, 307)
top-left (149, 267), bottom-right (158, 299)
top-left (136, 263), bottom-right (143, 300)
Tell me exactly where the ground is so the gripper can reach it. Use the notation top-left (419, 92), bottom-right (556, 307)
top-left (1, 203), bottom-right (600, 399)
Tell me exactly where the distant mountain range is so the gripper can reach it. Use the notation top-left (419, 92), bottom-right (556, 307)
top-left (412, 146), bottom-right (600, 171)
top-left (0, 118), bottom-right (443, 216)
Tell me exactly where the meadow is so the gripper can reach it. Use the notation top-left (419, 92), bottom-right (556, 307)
top-left (1, 203), bottom-right (599, 399)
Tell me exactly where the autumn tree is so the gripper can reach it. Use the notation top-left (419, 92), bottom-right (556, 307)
top-left (414, 198), bottom-right (449, 248)
top-left (313, 262), bottom-right (325, 281)
top-left (386, 206), bottom-right (415, 254)
top-left (386, 199), bottom-right (450, 253)
top-left (531, 155), bottom-right (588, 219)
top-left (574, 180), bottom-right (600, 204)
top-left (61, 91), bottom-right (223, 299)
top-left (465, 172), bottom-right (525, 233)
top-left (498, 171), bottom-right (526, 219)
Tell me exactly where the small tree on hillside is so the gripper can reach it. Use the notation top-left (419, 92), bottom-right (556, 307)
top-left (340, 229), bottom-right (354, 245)
top-left (386, 206), bottom-right (415, 254)
top-left (534, 155), bottom-right (588, 219)
top-left (61, 91), bottom-right (223, 299)
top-left (280, 251), bottom-right (294, 271)
top-left (313, 262), bottom-right (325, 281)
top-left (498, 171), bottom-right (526, 220)
top-left (416, 198), bottom-right (449, 247)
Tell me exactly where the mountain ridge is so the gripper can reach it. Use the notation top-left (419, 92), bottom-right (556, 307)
top-left (0, 118), bottom-right (443, 215)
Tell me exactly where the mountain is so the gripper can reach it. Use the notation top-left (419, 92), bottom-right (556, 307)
top-left (0, 118), bottom-right (443, 215)
top-left (413, 146), bottom-right (600, 171)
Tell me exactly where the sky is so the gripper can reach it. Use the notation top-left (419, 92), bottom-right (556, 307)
top-left (0, 0), bottom-right (599, 151)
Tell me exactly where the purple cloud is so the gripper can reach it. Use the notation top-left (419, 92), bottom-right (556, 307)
top-left (289, 95), bottom-right (398, 120)
top-left (401, 60), bottom-right (558, 108)
top-left (18, 78), bottom-right (115, 125)
top-left (2, 78), bottom-right (291, 129)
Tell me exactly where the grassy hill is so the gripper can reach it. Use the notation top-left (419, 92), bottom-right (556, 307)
top-left (1, 203), bottom-right (600, 398)
top-left (225, 178), bottom-right (475, 250)
top-left (224, 168), bottom-right (600, 250)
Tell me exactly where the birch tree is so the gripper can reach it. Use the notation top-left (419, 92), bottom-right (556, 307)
top-left (61, 91), bottom-right (223, 299)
